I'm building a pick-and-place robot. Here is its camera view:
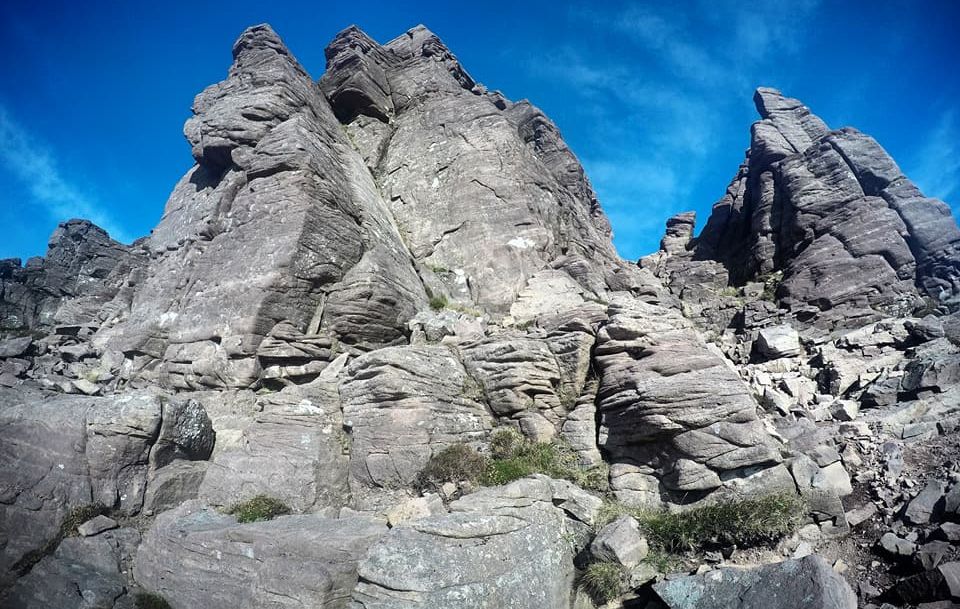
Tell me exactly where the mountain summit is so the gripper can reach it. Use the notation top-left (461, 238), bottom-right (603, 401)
top-left (1, 24), bottom-right (959, 609)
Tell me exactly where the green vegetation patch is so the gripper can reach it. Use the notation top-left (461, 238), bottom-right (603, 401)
top-left (484, 429), bottom-right (607, 491)
top-left (428, 293), bottom-right (449, 311)
top-left (226, 495), bottom-right (291, 523)
top-left (415, 443), bottom-right (491, 490)
top-left (578, 560), bottom-right (627, 605)
top-left (599, 492), bottom-right (805, 552)
top-left (415, 429), bottom-right (608, 492)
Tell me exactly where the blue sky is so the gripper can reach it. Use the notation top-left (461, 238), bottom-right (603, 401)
top-left (2, 0), bottom-right (958, 261)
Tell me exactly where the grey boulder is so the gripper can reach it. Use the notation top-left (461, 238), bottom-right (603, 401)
top-left (350, 476), bottom-right (595, 609)
top-left (134, 500), bottom-right (386, 609)
top-left (651, 554), bottom-right (856, 609)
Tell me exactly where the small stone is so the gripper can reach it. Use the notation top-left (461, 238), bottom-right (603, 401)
top-left (939, 562), bottom-right (960, 599)
top-left (840, 444), bottom-right (863, 467)
top-left (77, 515), bottom-right (117, 537)
top-left (59, 343), bottom-right (94, 362)
top-left (840, 421), bottom-right (871, 436)
top-left (846, 503), bottom-right (878, 527)
top-left (798, 523), bottom-right (823, 542)
top-left (917, 541), bottom-right (952, 570)
top-left (755, 325), bottom-right (802, 359)
top-left (628, 562), bottom-right (659, 587)
top-left (384, 495), bottom-right (445, 527)
top-left (945, 484), bottom-right (960, 515)
top-left (830, 400), bottom-right (859, 422)
top-left (809, 445), bottom-right (842, 467)
top-left (590, 515), bottom-right (649, 568)
top-left (903, 422), bottom-right (939, 441)
top-left (793, 541), bottom-right (814, 558)
top-left (879, 532), bottom-right (916, 557)
top-left (935, 523), bottom-right (960, 542)
top-left (904, 480), bottom-right (946, 525)
top-left (70, 378), bottom-right (101, 395)
top-left (813, 462), bottom-right (854, 496)
top-left (0, 336), bottom-right (32, 358)
top-left (809, 406), bottom-right (833, 422)
top-left (859, 581), bottom-right (881, 599)
top-left (439, 482), bottom-right (457, 499)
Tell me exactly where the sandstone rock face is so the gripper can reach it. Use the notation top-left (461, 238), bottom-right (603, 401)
top-left (135, 500), bottom-right (386, 609)
top-left (59, 21), bottom-right (656, 393)
top-left (1, 527), bottom-right (140, 609)
top-left (92, 24), bottom-right (425, 390)
top-left (320, 25), bottom-right (642, 315)
top-left (340, 345), bottom-right (493, 489)
top-left (198, 379), bottom-right (349, 511)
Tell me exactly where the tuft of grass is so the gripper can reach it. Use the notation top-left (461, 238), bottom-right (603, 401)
top-left (596, 499), bottom-right (634, 528)
top-left (134, 592), bottom-right (172, 609)
top-left (579, 561), bottom-right (627, 605)
top-left (415, 443), bottom-right (490, 490)
top-left (483, 429), bottom-right (608, 491)
top-left (226, 495), bottom-right (291, 523)
top-left (643, 548), bottom-right (684, 573)
top-left (12, 503), bottom-right (108, 575)
top-left (428, 293), bottom-right (449, 311)
top-left (415, 429), bottom-right (609, 492)
top-left (597, 493), bottom-right (805, 553)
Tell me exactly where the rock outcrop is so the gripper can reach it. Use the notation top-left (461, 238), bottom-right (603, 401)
top-left (320, 26), bottom-right (633, 314)
top-left (0, 220), bottom-right (140, 331)
top-left (647, 87), bottom-right (960, 334)
top-left (0, 20), bottom-right (958, 609)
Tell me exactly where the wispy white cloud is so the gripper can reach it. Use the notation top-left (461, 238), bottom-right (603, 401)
top-left (910, 110), bottom-right (959, 206)
top-left (571, 0), bottom-right (821, 90)
top-left (0, 104), bottom-right (130, 243)
top-left (519, 1), bottom-right (822, 257)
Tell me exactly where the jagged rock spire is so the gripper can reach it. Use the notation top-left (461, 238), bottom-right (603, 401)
top-left (658, 86), bottom-right (960, 331)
